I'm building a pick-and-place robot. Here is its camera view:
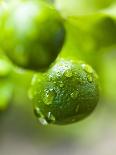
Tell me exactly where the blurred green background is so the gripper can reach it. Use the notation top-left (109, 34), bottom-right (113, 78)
top-left (0, 0), bottom-right (116, 155)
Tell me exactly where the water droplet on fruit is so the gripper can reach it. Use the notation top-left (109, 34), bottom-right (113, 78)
top-left (47, 112), bottom-right (56, 123)
top-left (34, 107), bottom-right (48, 125)
top-left (38, 117), bottom-right (48, 126)
top-left (64, 70), bottom-right (72, 77)
top-left (34, 107), bottom-right (43, 117)
top-left (57, 71), bottom-right (61, 77)
top-left (81, 64), bottom-right (93, 74)
top-left (70, 90), bottom-right (79, 99)
top-left (87, 74), bottom-right (93, 83)
top-left (43, 88), bottom-right (56, 105)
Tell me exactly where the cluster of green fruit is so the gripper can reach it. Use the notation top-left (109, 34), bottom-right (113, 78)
top-left (0, 0), bottom-right (100, 125)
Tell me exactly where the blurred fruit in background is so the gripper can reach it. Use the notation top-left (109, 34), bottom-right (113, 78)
top-left (0, 52), bottom-right (13, 111)
top-left (1, 0), bottom-right (65, 70)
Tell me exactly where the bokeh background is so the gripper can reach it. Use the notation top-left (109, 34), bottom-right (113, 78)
top-left (0, 0), bottom-right (116, 155)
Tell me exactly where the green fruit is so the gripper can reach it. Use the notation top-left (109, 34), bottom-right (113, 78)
top-left (1, 1), bottom-right (65, 70)
top-left (0, 81), bottom-right (13, 111)
top-left (29, 58), bottom-right (99, 125)
top-left (0, 53), bottom-right (13, 111)
top-left (0, 54), bottom-right (12, 77)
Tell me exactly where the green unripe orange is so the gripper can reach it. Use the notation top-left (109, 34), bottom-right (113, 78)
top-left (1, 1), bottom-right (65, 70)
top-left (29, 58), bottom-right (99, 125)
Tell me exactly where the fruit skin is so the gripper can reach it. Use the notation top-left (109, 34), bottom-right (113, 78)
top-left (30, 58), bottom-right (99, 125)
top-left (1, 1), bottom-right (65, 70)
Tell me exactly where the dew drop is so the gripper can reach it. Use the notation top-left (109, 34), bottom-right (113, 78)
top-left (57, 71), bottom-right (61, 77)
top-left (64, 70), bottom-right (72, 78)
top-left (47, 112), bottom-right (56, 123)
top-left (43, 88), bottom-right (56, 105)
top-left (70, 90), bottom-right (79, 99)
top-left (38, 117), bottom-right (48, 126)
top-left (34, 107), bottom-right (43, 117)
top-left (34, 107), bottom-right (48, 125)
top-left (82, 64), bottom-right (93, 74)
top-left (87, 74), bottom-right (93, 83)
